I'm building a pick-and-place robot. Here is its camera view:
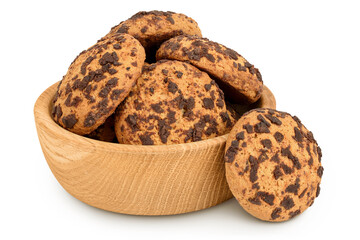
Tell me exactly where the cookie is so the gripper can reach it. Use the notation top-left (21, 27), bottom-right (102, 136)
top-left (52, 33), bottom-right (145, 135)
top-left (156, 35), bottom-right (263, 103)
top-left (224, 108), bottom-right (323, 222)
top-left (114, 60), bottom-right (235, 145)
top-left (105, 11), bottom-right (202, 62)
top-left (85, 114), bottom-right (116, 142)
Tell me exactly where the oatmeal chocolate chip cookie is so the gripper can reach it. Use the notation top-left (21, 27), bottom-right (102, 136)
top-left (224, 108), bottom-right (323, 222)
top-left (156, 35), bottom-right (263, 103)
top-left (85, 114), bottom-right (116, 142)
top-left (114, 60), bottom-right (235, 145)
top-left (104, 11), bottom-right (202, 62)
top-left (52, 33), bottom-right (145, 135)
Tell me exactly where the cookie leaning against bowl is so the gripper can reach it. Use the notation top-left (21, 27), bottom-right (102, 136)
top-left (52, 33), bottom-right (145, 135)
top-left (156, 35), bottom-right (263, 103)
top-left (224, 108), bottom-right (323, 222)
top-left (114, 60), bottom-right (235, 145)
top-left (104, 11), bottom-right (202, 62)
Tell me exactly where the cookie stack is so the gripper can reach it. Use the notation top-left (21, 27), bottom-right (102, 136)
top-left (51, 11), bottom-right (323, 222)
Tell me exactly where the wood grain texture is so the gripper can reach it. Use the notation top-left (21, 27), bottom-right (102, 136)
top-left (34, 82), bottom-right (276, 215)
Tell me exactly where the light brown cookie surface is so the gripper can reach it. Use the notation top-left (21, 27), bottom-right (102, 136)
top-left (156, 35), bottom-right (263, 103)
top-left (105, 11), bottom-right (202, 62)
top-left (115, 60), bottom-right (235, 145)
top-left (224, 108), bottom-right (323, 222)
top-left (52, 33), bottom-right (145, 135)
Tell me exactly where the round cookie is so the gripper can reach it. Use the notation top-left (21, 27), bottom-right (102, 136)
top-left (114, 60), bottom-right (235, 145)
top-left (52, 33), bottom-right (145, 135)
top-left (224, 108), bottom-right (323, 222)
top-left (156, 35), bottom-right (263, 103)
top-left (105, 11), bottom-right (202, 62)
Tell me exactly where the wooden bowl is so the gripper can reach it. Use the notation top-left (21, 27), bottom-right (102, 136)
top-left (34, 82), bottom-right (276, 215)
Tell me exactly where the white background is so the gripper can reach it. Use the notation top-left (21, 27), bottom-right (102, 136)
top-left (1, 0), bottom-right (359, 239)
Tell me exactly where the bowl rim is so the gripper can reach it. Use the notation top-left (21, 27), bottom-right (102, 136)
top-left (34, 81), bottom-right (275, 154)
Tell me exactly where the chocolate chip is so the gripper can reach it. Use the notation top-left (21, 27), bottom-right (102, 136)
top-left (248, 196), bottom-right (261, 205)
top-left (236, 131), bottom-right (245, 140)
top-left (140, 26), bottom-right (148, 33)
top-left (216, 99), bottom-right (224, 108)
top-left (81, 56), bottom-right (94, 75)
top-left (110, 89), bottom-right (124, 100)
top-left (273, 165), bottom-right (283, 180)
top-left (62, 114), bottom-right (78, 129)
top-left (257, 191), bottom-right (275, 206)
top-left (257, 114), bottom-right (271, 127)
top-left (204, 84), bottom-right (211, 91)
top-left (98, 87), bottom-right (110, 98)
top-left (203, 98), bottom-right (214, 109)
top-left (108, 68), bottom-right (117, 75)
top-left (224, 48), bottom-right (238, 60)
top-left (254, 122), bottom-right (270, 133)
top-left (53, 105), bottom-right (63, 119)
top-left (113, 43), bottom-right (121, 49)
top-left (225, 142), bottom-right (239, 163)
top-left (151, 103), bottom-right (164, 113)
top-left (70, 96), bottom-right (82, 107)
top-left (293, 127), bottom-right (304, 142)
top-left (292, 115), bottom-right (302, 128)
top-left (270, 152), bottom-right (280, 163)
top-left (65, 83), bottom-right (72, 95)
top-left (99, 52), bottom-right (119, 66)
top-left (317, 166), bottom-right (324, 177)
top-left (243, 124), bottom-right (254, 133)
top-left (168, 80), bottom-right (178, 93)
top-left (289, 209), bottom-right (301, 219)
top-left (192, 119), bottom-right (206, 142)
top-left (271, 208), bottom-right (282, 220)
top-left (175, 71), bottom-right (183, 78)
top-left (261, 139), bottom-right (272, 149)
top-left (285, 178), bottom-right (300, 195)
top-left (281, 146), bottom-right (302, 169)
top-left (249, 155), bottom-right (259, 183)
top-left (139, 134), bottom-right (154, 145)
top-left (265, 114), bottom-right (282, 125)
top-left (116, 24), bottom-right (129, 34)
top-left (306, 131), bottom-right (316, 143)
top-left (317, 146), bottom-right (322, 161)
top-left (316, 184), bottom-right (321, 197)
top-left (125, 114), bottom-right (139, 132)
top-left (161, 69), bottom-right (168, 75)
top-left (281, 196), bottom-right (295, 210)
top-left (165, 15), bottom-right (175, 24)
top-left (158, 119), bottom-right (171, 144)
top-left (167, 110), bottom-right (176, 124)
top-left (106, 77), bottom-right (118, 88)
top-left (84, 112), bottom-right (96, 127)
top-left (274, 132), bottom-right (284, 143)
top-left (168, 42), bottom-right (181, 52)
top-left (299, 188), bottom-right (307, 198)
top-left (280, 163), bottom-right (293, 174)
